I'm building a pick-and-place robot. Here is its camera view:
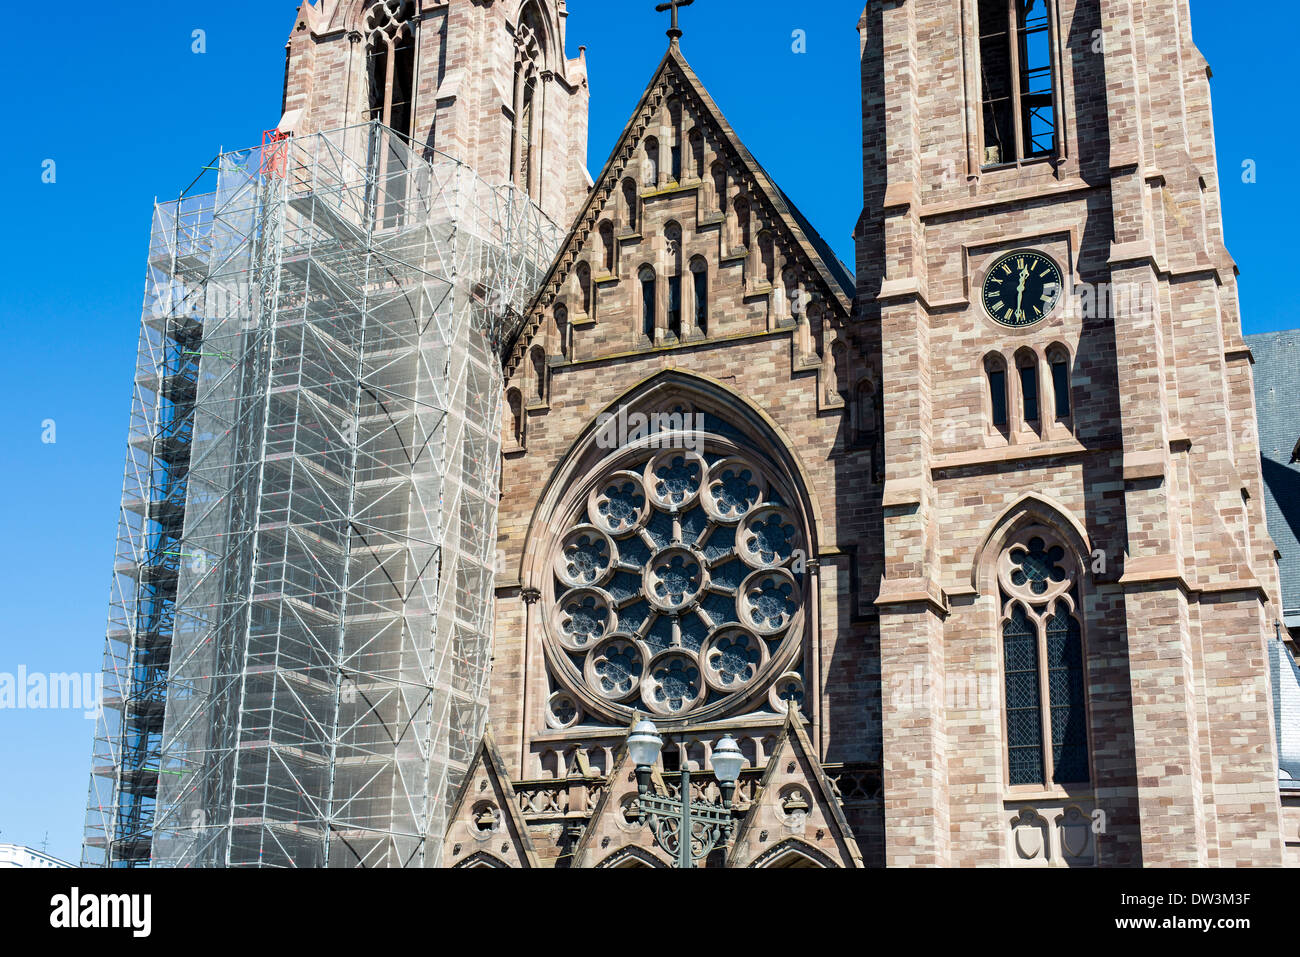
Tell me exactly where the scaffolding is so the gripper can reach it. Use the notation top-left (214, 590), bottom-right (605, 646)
top-left (84, 123), bottom-right (561, 868)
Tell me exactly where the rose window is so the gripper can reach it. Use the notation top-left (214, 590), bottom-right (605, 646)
top-left (544, 444), bottom-right (808, 723)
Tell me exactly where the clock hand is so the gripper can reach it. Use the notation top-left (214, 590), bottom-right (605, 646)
top-left (1015, 267), bottom-right (1030, 316)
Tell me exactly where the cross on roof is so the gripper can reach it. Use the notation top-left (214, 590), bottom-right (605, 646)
top-left (655, 0), bottom-right (695, 45)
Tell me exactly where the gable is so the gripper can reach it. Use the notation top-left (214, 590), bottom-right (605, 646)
top-left (570, 726), bottom-right (675, 869)
top-left (727, 712), bottom-right (864, 868)
top-left (504, 46), bottom-right (854, 381)
top-left (444, 729), bottom-right (540, 868)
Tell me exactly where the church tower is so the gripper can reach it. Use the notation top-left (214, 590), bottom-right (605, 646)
top-left (83, 0), bottom-right (583, 869)
top-left (281, 0), bottom-right (590, 224)
top-left (860, 0), bottom-right (1287, 866)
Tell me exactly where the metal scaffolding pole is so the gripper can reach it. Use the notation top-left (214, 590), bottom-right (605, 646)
top-left (84, 121), bottom-right (561, 868)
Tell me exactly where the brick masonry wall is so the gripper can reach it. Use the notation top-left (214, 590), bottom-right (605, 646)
top-left (1284, 796), bottom-right (1300, 866)
top-left (490, 49), bottom-right (887, 859)
top-left (860, 0), bottom-right (1285, 866)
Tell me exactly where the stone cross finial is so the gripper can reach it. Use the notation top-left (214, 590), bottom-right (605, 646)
top-left (655, 0), bottom-right (695, 44)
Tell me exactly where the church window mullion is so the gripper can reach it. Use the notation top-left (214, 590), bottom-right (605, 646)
top-left (383, 35), bottom-right (398, 130)
top-left (1005, 2), bottom-right (1028, 170)
top-left (1032, 608), bottom-right (1058, 785)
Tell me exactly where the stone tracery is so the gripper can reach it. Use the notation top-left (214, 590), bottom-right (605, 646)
top-left (541, 430), bottom-right (809, 724)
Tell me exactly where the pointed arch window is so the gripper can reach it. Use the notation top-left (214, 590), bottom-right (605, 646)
top-left (512, 3), bottom-right (548, 198)
top-left (666, 223), bottom-right (683, 340)
top-left (622, 178), bottom-right (640, 233)
top-left (759, 232), bottom-right (777, 287)
top-left (668, 97), bottom-right (684, 183)
top-left (639, 265), bottom-right (657, 341)
top-left (576, 262), bottom-right (592, 319)
top-left (851, 380), bottom-right (877, 450)
top-left (554, 303), bottom-right (569, 359)
top-left (734, 196), bottom-right (751, 251)
top-left (711, 162), bottom-right (728, 216)
top-left (985, 353), bottom-right (1010, 435)
top-left (530, 346), bottom-right (547, 406)
top-left (644, 138), bottom-right (661, 188)
top-left (998, 529), bottom-right (1090, 788)
top-left (830, 340), bottom-right (850, 404)
top-left (977, 0), bottom-right (1058, 168)
top-left (689, 128), bottom-right (705, 181)
top-left (367, 0), bottom-right (417, 142)
top-left (599, 221), bottom-right (616, 276)
top-left (691, 256), bottom-right (709, 336)
top-left (506, 388), bottom-right (524, 450)
top-left (1016, 349), bottom-right (1040, 430)
top-left (1047, 344), bottom-right (1072, 424)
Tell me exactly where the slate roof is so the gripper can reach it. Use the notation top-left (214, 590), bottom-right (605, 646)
top-left (1247, 330), bottom-right (1300, 623)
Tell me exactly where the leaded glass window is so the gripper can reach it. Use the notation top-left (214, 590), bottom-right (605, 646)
top-left (997, 528), bottom-right (1090, 788)
top-left (1004, 603), bottom-right (1044, 785)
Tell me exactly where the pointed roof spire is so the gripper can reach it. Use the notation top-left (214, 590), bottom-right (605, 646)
top-left (655, 0), bottom-right (695, 47)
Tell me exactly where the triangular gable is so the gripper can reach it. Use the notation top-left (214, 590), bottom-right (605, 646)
top-left (570, 721), bottom-right (674, 869)
top-left (727, 711), bottom-right (864, 868)
top-left (505, 44), bottom-right (855, 379)
top-left (444, 727), bottom-right (540, 868)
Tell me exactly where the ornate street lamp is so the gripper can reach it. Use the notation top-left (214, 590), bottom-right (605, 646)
top-left (626, 719), bottom-right (745, 868)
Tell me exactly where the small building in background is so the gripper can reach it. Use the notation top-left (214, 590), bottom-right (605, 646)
top-left (1248, 330), bottom-right (1300, 641)
top-left (1249, 329), bottom-right (1300, 864)
top-left (0, 844), bottom-right (73, 869)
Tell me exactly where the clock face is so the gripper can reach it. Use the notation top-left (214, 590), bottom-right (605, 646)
top-left (982, 250), bottom-right (1064, 329)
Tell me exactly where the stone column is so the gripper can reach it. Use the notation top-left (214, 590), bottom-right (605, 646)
top-left (518, 587), bottom-right (542, 776)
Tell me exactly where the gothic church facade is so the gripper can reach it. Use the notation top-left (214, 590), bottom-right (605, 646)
top-left (283, 0), bottom-right (1297, 867)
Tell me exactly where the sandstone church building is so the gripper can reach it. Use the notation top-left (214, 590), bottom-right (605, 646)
top-left (86, 0), bottom-right (1299, 870)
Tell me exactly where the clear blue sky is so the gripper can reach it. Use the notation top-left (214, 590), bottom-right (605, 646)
top-left (0, 1), bottom-right (1291, 864)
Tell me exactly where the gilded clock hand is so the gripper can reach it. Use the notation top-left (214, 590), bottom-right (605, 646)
top-left (1015, 267), bottom-right (1030, 318)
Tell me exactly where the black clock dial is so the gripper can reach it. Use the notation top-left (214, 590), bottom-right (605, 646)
top-left (982, 250), bottom-right (1063, 328)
